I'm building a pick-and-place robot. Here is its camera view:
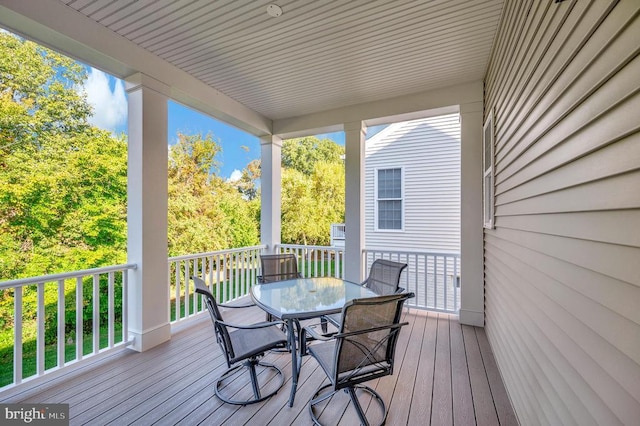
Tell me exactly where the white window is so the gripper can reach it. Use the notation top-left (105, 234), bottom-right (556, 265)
top-left (375, 167), bottom-right (403, 231)
top-left (483, 110), bottom-right (495, 229)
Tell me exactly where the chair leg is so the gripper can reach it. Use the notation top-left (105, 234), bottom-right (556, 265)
top-left (248, 361), bottom-right (261, 400)
top-left (347, 387), bottom-right (370, 426)
top-left (309, 383), bottom-right (338, 425)
top-left (309, 384), bottom-right (387, 426)
top-left (214, 360), bottom-right (284, 406)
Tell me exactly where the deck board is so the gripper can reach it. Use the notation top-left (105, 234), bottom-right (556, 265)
top-left (0, 306), bottom-right (515, 425)
top-left (451, 317), bottom-right (475, 425)
top-left (463, 325), bottom-right (500, 426)
top-left (432, 313), bottom-right (454, 425)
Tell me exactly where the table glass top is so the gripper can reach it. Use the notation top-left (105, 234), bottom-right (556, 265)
top-left (250, 277), bottom-right (378, 319)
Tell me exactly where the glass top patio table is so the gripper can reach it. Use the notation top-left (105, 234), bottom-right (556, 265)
top-left (250, 276), bottom-right (378, 320)
top-left (250, 276), bottom-right (379, 407)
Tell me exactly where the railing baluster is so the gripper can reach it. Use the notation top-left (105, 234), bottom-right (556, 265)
top-left (185, 260), bottom-right (191, 318)
top-left (76, 276), bottom-right (83, 360)
top-left (92, 274), bottom-right (99, 353)
top-left (108, 272), bottom-right (115, 348)
top-left (222, 255), bottom-right (227, 303)
top-left (173, 261), bottom-right (179, 321)
top-left (37, 282), bottom-right (45, 376)
top-left (57, 279), bottom-right (65, 367)
top-left (443, 255), bottom-right (448, 311)
top-left (216, 254), bottom-right (222, 302)
top-left (14, 286), bottom-right (23, 384)
top-left (123, 270), bottom-right (129, 343)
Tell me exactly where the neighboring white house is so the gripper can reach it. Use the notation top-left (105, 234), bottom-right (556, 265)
top-left (364, 113), bottom-right (461, 254)
top-left (332, 113), bottom-right (461, 253)
top-left (333, 113), bottom-right (462, 311)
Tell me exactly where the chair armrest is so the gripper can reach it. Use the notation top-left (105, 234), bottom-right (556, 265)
top-left (303, 324), bottom-right (337, 341)
top-left (217, 319), bottom-right (285, 330)
top-left (334, 321), bottom-right (409, 339)
top-left (218, 301), bottom-right (256, 309)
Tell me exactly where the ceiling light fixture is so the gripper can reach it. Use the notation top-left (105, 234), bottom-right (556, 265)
top-left (267, 4), bottom-right (283, 18)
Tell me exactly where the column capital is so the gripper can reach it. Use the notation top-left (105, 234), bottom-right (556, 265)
top-left (124, 72), bottom-right (170, 96)
top-left (343, 120), bottom-right (367, 133)
top-left (259, 134), bottom-right (283, 147)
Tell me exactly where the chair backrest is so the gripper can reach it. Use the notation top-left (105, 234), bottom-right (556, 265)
top-left (259, 253), bottom-right (300, 283)
top-left (192, 276), bottom-right (235, 362)
top-left (333, 292), bottom-right (413, 389)
top-left (362, 259), bottom-right (408, 295)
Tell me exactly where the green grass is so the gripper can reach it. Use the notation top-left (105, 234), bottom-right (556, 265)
top-left (0, 323), bottom-right (123, 388)
top-left (298, 260), bottom-right (340, 277)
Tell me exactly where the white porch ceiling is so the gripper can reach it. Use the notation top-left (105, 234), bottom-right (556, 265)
top-left (54, 0), bottom-right (503, 122)
top-left (0, 0), bottom-right (502, 132)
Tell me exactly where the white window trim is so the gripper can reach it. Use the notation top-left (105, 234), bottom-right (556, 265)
top-left (374, 166), bottom-right (405, 232)
top-left (483, 110), bottom-right (495, 229)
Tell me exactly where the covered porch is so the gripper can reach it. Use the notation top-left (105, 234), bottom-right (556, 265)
top-left (0, 305), bottom-right (516, 426)
top-left (1, 1), bottom-right (639, 424)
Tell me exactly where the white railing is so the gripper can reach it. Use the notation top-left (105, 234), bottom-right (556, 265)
top-left (0, 244), bottom-right (459, 391)
top-left (0, 264), bottom-right (136, 390)
top-left (168, 245), bottom-right (265, 324)
top-left (363, 249), bottom-right (461, 313)
top-left (276, 244), bottom-right (346, 278)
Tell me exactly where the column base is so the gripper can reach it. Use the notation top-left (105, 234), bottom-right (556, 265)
top-left (128, 322), bottom-right (171, 352)
top-left (459, 309), bottom-right (484, 327)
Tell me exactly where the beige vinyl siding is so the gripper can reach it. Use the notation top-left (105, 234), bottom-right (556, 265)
top-left (483, 1), bottom-right (640, 425)
top-left (364, 114), bottom-right (461, 253)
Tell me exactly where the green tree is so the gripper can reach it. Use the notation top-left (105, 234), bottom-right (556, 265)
top-left (0, 32), bottom-right (90, 152)
top-left (167, 133), bottom-right (259, 256)
top-left (281, 160), bottom-right (345, 246)
top-left (0, 33), bottom-right (126, 279)
top-left (235, 158), bottom-right (261, 201)
top-left (279, 136), bottom-right (345, 245)
top-left (282, 136), bottom-right (345, 175)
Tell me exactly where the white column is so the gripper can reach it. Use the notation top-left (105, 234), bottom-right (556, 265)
top-left (459, 102), bottom-right (485, 326)
top-left (260, 135), bottom-right (282, 253)
top-left (125, 73), bottom-right (171, 351)
top-left (344, 121), bottom-right (366, 283)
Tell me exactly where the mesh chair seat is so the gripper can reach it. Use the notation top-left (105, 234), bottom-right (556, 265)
top-left (192, 276), bottom-right (287, 406)
top-left (305, 292), bottom-right (414, 425)
top-left (228, 325), bottom-right (288, 364)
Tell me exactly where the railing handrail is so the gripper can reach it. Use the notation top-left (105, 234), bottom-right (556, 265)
top-left (168, 245), bottom-right (266, 262)
top-left (0, 263), bottom-right (138, 289)
top-left (363, 248), bottom-right (460, 258)
top-left (277, 243), bottom-right (343, 251)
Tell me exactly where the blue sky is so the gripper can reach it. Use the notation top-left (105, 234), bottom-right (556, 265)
top-left (85, 68), bottom-right (346, 179)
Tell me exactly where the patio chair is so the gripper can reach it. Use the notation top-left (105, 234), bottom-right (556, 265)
top-left (258, 253), bottom-right (302, 322)
top-left (323, 259), bottom-right (408, 330)
top-left (193, 276), bottom-right (287, 406)
top-left (258, 253), bottom-right (302, 283)
top-left (302, 292), bottom-right (414, 425)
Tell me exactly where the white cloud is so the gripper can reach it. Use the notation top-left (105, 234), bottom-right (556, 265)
top-left (227, 169), bottom-right (243, 182)
top-left (83, 68), bottom-right (127, 133)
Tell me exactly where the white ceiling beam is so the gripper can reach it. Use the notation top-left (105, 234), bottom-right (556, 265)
top-left (272, 81), bottom-right (483, 138)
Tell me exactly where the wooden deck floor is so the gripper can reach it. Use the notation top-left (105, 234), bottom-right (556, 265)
top-left (1, 306), bottom-right (517, 425)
